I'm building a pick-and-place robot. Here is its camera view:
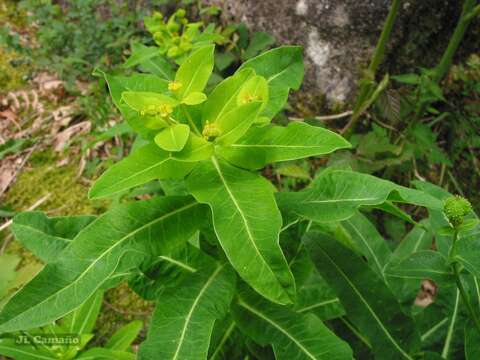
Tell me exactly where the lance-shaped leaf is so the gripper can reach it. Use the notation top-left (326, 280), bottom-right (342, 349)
top-left (386, 251), bottom-right (454, 285)
top-left (0, 196), bottom-right (206, 332)
top-left (0, 338), bottom-right (57, 359)
top-left (277, 170), bottom-right (443, 223)
top-left (175, 45), bottom-right (214, 100)
top-left (453, 234), bottom-right (480, 278)
top-left (11, 212), bottom-right (95, 263)
top-left (95, 70), bottom-right (169, 138)
top-left (202, 68), bottom-right (255, 126)
top-left (122, 91), bottom-right (178, 113)
top-left (217, 122), bottom-right (350, 169)
top-left (233, 288), bottom-right (353, 360)
top-left (106, 320), bottom-right (143, 351)
top-left (304, 232), bottom-right (420, 359)
top-left (342, 212), bottom-right (391, 281)
top-left (154, 124), bottom-right (190, 152)
top-left (77, 348), bottom-right (136, 360)
top-left (62, 290), bottom-right (103, 334)
top-left (384, 224), bottom-right (434, 302)
top-left (89, 136), bottom-right (213, 199)
top-left (238, 46), bottom-right (304, 119)
top-left (215, 101), bottom-right (263, 145)
top-left (290, 249), bottom-right (345, 320)
top-left (138, 263), bottom-right (236, 360)
top-left (122, 43), bottom-right (175, 80)
top-left (186, 157), bottom-right (295, 305)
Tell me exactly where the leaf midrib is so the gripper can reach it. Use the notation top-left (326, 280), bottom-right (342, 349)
top-left (0, 202), bottom-right (198, 330)
top-left (346, 219), bottom-right (385, 280)
top-left (316, 244), bottom-right (414, 360)
top-left (210, 157), bottom-right (279, 284)
top-left (238, 300), bottom-right (317, 360)
top-left (171, 265), bottom-right (224, 360)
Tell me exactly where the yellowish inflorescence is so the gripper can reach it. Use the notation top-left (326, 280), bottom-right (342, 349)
top-left (168, 81), bottom-right (182, 92)
top-left (140, 103), bottom-right (173, 118)
top-left (202, 121), bottom-right (220, 140)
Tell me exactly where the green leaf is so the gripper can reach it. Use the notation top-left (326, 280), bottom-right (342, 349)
top-left (175, 45), bottom-right (215, 100)
top-left (237, 75), bottom-right (269, 110)
top-left (453, 235), bottom-right (480, 278)
top-left (186, 157), bottom-right (296, 305)
top-left (122, 43), bottom-right (175, 80)
top-left (95, 70), bottom-right (169, 138)
top-left (138, 263), bottom-right (236, 360)
top-left (304, 232), bottom-right (420, 359)
top-left (391, 74), bottom-right (421, 85)
top-left (77, 348), bottom-right (136, 360)
top-left (11, 212), bottom-right (95, 263)
top-left (242, 31), bottom-right (275, 60)
top-left (62, 290), bottom-right (103, 334)
top-left (386, 251), bottom-right (454, 285)
top-left (154, 124), bottom-right (190, 152)
top-left (233, 288), bottom-right (353, 360)
top-left (216, 101), bottom-right (262, 145)
top-left (0, 196), bottom-right (206, 332)
top-left (389, 224), bottom-right (433, 264)
top-left (123, 43), bottom-right (159, 68)
top-left (122, 91), bottom-right (178, 114)
top-left (106, 320), bottom-right (143, 351)
top-left (290, 249), bottom-right (345, 320)
top-left (217, 122), bottom-right (350, 169)
top-left (238, 46), bottom-right (304, 118)
top-left (202, 68), bottom-right (255, 126)
top-left (88, 143), bottom-right (194, 199)
top-left (465, 323), bottom-right (480, 360)
top-left (0, 254), bottom-right (19, 298)
top-left (0, 338), bottom-right (57, 360)
top-left (277, 170), bottom-right (443, 223)
top-left (181, 91), bottom-right (207, 105)
top-left (342, 212), bottom-right (392, 281)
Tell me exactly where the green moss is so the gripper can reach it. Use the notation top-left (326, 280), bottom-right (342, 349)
top-left (0, 48), bottom-right (28, 91)
top-left (94, 283), bottom-right (152, 345)
top-left (5, 150), bottom-right (105, 216)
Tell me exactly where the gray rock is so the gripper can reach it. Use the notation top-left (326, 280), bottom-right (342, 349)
top-left (209, 0), bottom-right (479, 105)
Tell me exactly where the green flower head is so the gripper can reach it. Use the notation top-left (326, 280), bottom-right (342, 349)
top-left (444, 195), bottom-right (472, 227)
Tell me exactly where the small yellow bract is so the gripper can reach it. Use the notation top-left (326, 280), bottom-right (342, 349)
top-left (168, 81), bottom-right (182, 91)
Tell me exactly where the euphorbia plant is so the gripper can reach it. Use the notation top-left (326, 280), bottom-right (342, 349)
top-left (1, 44), bottom-right (479, 359)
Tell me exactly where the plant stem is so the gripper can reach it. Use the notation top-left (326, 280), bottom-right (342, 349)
top-left (433, 0), bottom-right (478, 82)
top-left (450, 230), bottom-right (480, 335)
top-left (411, 0), bottom-right (478, 122)
top-left (182, 105), bottom-right (201, 136)
top-left (343, 0), bottom-right (400, 137)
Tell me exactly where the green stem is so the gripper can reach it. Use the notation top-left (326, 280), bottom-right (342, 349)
top-left (433, 0), bottom-right (478, 82)
top-left (182, 105), bottom-right (201, 136)
top-left (411, 0), bottom-right (478, 123)
top-left (450, 230), bottom-right (480, 335)
top-left (343, 0), bottom-right (400, 137)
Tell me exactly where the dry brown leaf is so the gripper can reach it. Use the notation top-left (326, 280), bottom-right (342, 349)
top-left (33, 72), bottom-right (63, 94)
top-left (414, 279), bottom-right (437, 308)
top-left (53, 121), bottom-right (91, 152)
top-left (50, 105), bottom-right (77, 135)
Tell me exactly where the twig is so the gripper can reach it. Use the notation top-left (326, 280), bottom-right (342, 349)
top-left (289, 110), bottom-right (353, 122)
top-left (0, 193), bottom-right (51, 234)
top-left (102, 300), bottom-right (151, 317)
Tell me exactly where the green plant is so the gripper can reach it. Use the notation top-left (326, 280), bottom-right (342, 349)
top-left (0, 286), bottom-right (142, 359)
top-left (143, 8), bottom-right (231, 64)
top-left (2, 43), bottom-right (480, 359)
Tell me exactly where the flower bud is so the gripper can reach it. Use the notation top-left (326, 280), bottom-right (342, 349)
top-left (444, 195), bottom-right (472, 228)
top-left (202, 121), bottom-right (221, 140)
